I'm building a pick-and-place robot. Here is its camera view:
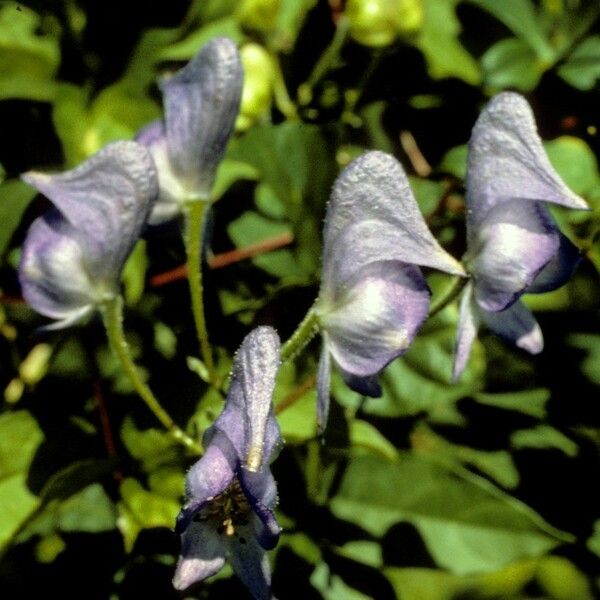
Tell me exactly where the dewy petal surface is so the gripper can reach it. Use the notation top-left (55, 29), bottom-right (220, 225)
top-left (21, 141), bottom-right (158, 283)
top-left (478, 300), bottom-right (544, 355)
top-left (324, 151), bottom-right (465, 276)
top-left (469, 198), bottom-right (559, 311)
top-left (19, 210), bottom-right (97, 323)
top-left (321, 256), bottom-right (430, 378)
top-left (210, 326), bottom-right (281, 472)
top-left (466, 92), bottom-right (588, 238)
top-left (173, 520), bottom-right (227, 591)
top-left (161, 36), bottom-right (243, 199)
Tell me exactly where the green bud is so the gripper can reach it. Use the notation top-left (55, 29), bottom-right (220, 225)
top-left (346, 0), bottom-right (423, 47)
top-left (236, 44), bottom-right (275, 132)
top-left (19, 343), bottom-right (53, 385)
top-left (237, 0), bottom-right (281, 31)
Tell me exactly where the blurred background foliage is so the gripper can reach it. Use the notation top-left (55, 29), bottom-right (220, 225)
top-left (0, 0), bottom-right (599, 598)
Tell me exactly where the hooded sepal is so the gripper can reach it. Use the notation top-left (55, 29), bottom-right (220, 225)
top-left (466, 92), bottom-right (589, 237)
top-left (161, 36), bottom-right (243, 200)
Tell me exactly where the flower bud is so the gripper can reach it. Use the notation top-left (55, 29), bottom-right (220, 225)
top-left (237, 0), bottom-right (281, 31)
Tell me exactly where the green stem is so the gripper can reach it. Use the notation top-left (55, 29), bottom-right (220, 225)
top-left (298, 17), bottom-right (350, 105)
top-left (184, 201), bottom-right (218, 385)
top-left (270, 51), bottom-right (298, 120)
top-left (101, 296), bottom-right (200, 454)
top-left (428, 276), bottom-right (469, 318)
top-left (280, 305), bottom-right (320, 362)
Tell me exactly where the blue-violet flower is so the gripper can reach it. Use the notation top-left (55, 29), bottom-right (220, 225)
top-left (314, 151), bottom-right (466, 432)
top-left (173, 326), bottom-right (282, 600)
top-left (453, 92), bottom-right (590, 380)
top-left (19, 141), bottom-right (158, 329)
top-left (137, 37), bottom-right (243, 224)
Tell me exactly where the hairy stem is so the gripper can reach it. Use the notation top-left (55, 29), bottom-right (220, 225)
top-left (101, 296), bottom-right (200, 453)
top-left (280, 305), bottom-right (320, 362)
top-left (428, 276), bottom-right (469, 318)
top-left (184, 201), bottom-right (218, 385)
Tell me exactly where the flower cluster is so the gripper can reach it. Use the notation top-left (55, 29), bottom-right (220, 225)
top-left (16, 36), bottom-right (590, 600)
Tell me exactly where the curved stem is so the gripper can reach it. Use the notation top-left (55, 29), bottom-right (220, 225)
top-left (428, 276), bottom-right (469, 318)
top-left (298, 16), bottom-right (350, 105)
top-left (101, 296), bottom-right (200, 454)
top-left (280, 305), bottom-right (320, 362)
top-left (184, 201), bottom-right (218, 385)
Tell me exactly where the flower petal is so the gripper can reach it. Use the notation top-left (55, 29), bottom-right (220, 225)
top-left (161, 37), bottom-right (242, 199)
top-left (176, 434), bottom-right (237, 534)
top-left (338, 369), bottom-right (382, 397)
top-left (238, 470), bottom-right (281, 550)
top-left (226, 528), bottom-right (273, 600)
top-left (210, 326), bottom-right (281, 472)
top-left (21, 141), bottom-right (158, 282)
top-left (136, 120), bottom-right (187, 224)
top-left (526, 232), bottom-right (582, 294)
top-left (466, 92), bottom-right (588, 237)
top-left (452, 283), bottom-right (479, 381)
top-left (469, 199), bottom-right (559, 312)
top-left (321, 258), bottom-right (430, 378)
top-left (173, 520), bottom-right (226, 590)
top-left (479, 300), bottom-right (543, 354)
top-left (19, 210), bottom-right (97, 323)
top-left (324, 151), bottom-right (465, 276)
top-left (316, 345), bottom-right (332, 435)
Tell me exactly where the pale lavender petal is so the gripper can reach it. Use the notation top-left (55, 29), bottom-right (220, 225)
top-left (324, 151), bottom-right (465, 276)
top-left (526, 232), bottom-right (581, 294)
top-left (338, 369), bottom-right (382, 397)
top-left (19, 210), bottom-right (96, 323)
top-left (173, 520), bottom-right (226, 590)
top-left (316, 345), bottom-right (332, 435)
top-left (226, 527), bottom-right (273, 600)
top-left (22, 141), bottom-right (158, 280)
top-left (136, 120), bottom-right (184, 224)
top-left (177, 435), bottom-right (237, 534)
top-left (469, 199), bottom-right (559, 312)
top-left (479, 300), bottom-right (543, 354)
top-left (162, 37), bottom-right (243, 199)
top-left (452, 283), bottom-right (479, 381)
top-left (211, 326), bottom-right (281, 472)
top-left (466, 92), bottom-right (588, 238)
top-left (321, 260), bottom-right (430, 378)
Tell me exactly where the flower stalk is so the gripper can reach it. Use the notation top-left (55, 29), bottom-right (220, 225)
top-left (280, 305), bottom-right (320, 362)
top-left (101, 296), bottom-right (200, 453)
top-left (184, 201), bottom-right (218, 385)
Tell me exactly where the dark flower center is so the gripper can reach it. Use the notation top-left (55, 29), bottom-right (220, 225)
top-left (195, 478), bottom-right (251, 537)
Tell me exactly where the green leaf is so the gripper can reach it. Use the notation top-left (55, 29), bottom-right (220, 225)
top-left (349, 420), bottom-right (399, 461)
top-left (467, 0), bottom-right (553, 61)
top-left (0, 179), bottom-right (37, 257)
top-left (481, 38), bottom-right (543, 92)
top-left (544, 136), bottom-right (600, 197)
top-left (413, 0), bottom-right (481, 85)
top-left (117, 478), bottom-right (180, 552)
top-left (0, 2), bottom-right (60, 101)
top-left (331, 453), bottom-right (572, 574)
top-left (439, 144), bottom-right (468, 179)
top-left (121, 417), bottom-right (182, 473)
top-left (55, 484), bottom-right (116, 533)
top-left (212, 159), bottom-right (259, 201)
top-left (473, 388), bottom-right (550, 419)
top-left (567, 333), bottom-right (600, 386)
top-left (536, 556), bottom-right (594, 600)
top-left (409, 177), bottom-right (445, 217)
top-left (0, 410), bottom-right (44, 551)
top-left (121, 240), bottom-right (148, 306)
top-left (586, 520), bottom-right (600, 558)
top-left (310, 562), bottom-right (372, 600)
top-left (272, 0), bottom-right (318, 52)
top-left (558, 35), bottom-right (600, 91)
top-left (511, 425), bottom-right (578, 457)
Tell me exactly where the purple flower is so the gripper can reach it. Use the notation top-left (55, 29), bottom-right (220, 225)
top-left (453, 92), bottom-right (590, 380)
top-left (19, 141), bottom-right (158, 329)
top-left (314, 151), bottom-right (466, 432)
top-left (173, 326), bottom-right (282, 600)
top-left (137, 37), bottom-right (243, 224)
